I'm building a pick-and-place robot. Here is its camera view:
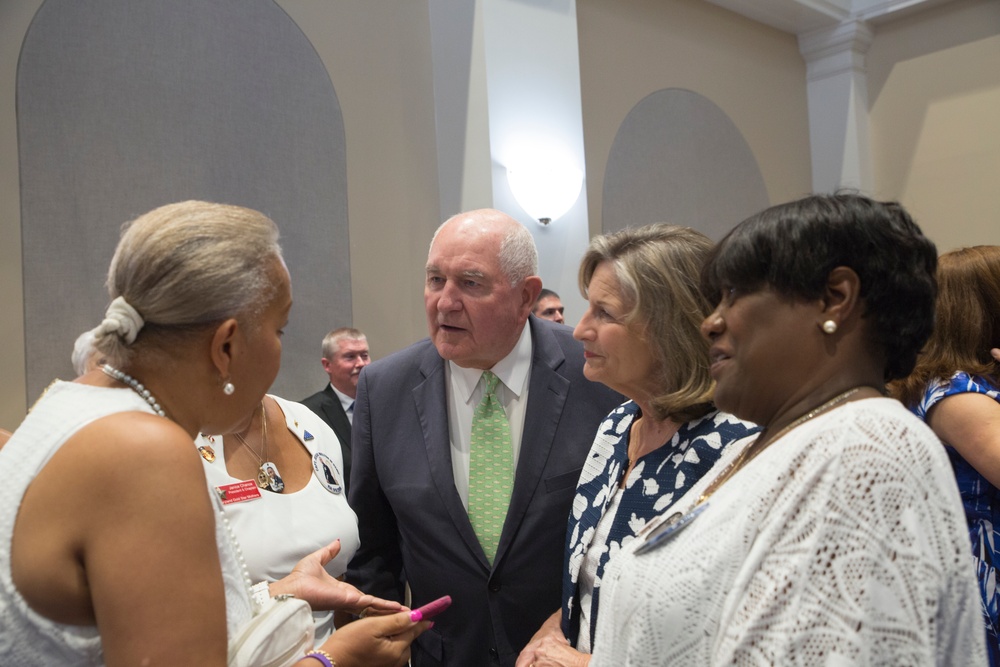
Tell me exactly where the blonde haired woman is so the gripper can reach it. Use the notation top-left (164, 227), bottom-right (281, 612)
top-left (519, 225), bottom-right (757, 666)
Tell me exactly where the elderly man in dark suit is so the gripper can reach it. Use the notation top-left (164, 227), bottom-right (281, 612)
top-left (300, 327), bottom-right (370, 491)
top-left (347, 209), bottom-right (622, 667)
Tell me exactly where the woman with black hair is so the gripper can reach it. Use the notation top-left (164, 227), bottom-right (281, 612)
top-left (578, 194), bottom-right (984, 666)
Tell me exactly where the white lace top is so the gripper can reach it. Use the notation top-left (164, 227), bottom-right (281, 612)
top-left (0, 381), bottom-right (252, 666)
top-left (590, 397), bottom-right (986, 666)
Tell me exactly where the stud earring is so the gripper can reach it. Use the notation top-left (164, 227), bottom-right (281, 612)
top-left (822, 320), bottom-right (838, 334)
top-left (223, 381), bottom-right (235, 396)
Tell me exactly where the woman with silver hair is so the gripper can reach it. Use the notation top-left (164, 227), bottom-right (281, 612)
top-left (0, 201), bottom-right (425, 666)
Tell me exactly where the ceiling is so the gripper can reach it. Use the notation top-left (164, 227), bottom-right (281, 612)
top-left (703, 0), bottom-right (957, 34)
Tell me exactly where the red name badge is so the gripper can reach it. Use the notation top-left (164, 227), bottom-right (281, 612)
top-left (216, 480), bottom-right (262, 505)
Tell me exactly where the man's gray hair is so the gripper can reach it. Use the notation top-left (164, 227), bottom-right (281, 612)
top-left (497, 221), bottom-right (537, 285)
top-left (322, 327), bottom-right (366, 359)
top-left (430, 209), bottom-right (537, 286)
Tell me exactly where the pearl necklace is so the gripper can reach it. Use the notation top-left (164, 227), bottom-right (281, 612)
top-left (101, 364), bottom-right (166, 417)
top-left (99, 367), bottom-right (264, 607)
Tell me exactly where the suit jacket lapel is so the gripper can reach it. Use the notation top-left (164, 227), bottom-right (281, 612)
top-left (412, 346), bottom-right (488, 566)
top-left (495, 318), bottom-right (569, 566)
top-left (320, 386), bottom-right (352, 440)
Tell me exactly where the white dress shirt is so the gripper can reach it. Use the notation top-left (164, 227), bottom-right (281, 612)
top-left (446, 323), bottom-right (533, 509)
top-left (329, 383), bottom-right (355, 424)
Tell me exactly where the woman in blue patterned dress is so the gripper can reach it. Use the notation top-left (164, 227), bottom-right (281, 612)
top-left (517, 225), bottom-right (758, 667)
top-left (891, 245), bottom-right (1000, 665)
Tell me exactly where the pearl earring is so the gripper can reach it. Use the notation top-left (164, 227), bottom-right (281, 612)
top-left (223, 381), bottom-right (236, 395)
top-left (822, 320), bottom-right (838, 334)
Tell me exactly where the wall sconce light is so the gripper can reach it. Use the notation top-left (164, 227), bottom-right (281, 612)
top-left (507, 158), bottom-right (583, 226)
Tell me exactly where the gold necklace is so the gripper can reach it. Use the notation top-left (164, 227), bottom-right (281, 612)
top-left (697, 387), bottom-right (863, 504)
top-left (635, 387), bottom-right (865, 555)
top-left (233, 401), bottom-right (282, 492)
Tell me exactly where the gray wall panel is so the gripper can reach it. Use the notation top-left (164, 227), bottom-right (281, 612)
top-left (18, 0), bottom-right (349, 402)
top-left (602, 88), bottom-right (770, 240)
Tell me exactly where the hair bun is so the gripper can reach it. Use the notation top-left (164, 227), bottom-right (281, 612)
top-left (93, 296), bottom-right (145, 345)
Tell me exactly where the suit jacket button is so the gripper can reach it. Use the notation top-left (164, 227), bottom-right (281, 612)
top-left (489, 581), bottom-right (501, 592)
top-left (489, 647), bottom-right (499, 658)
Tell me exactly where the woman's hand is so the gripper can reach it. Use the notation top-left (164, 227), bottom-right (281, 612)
top-left (518, 635), bottom-right (590, 667)
top-left (270, 539), bottom-right (403, 614)
top-left (516, 610), bottom-right (589, 667)
top-left (314, 610), bottom-right (429, 667)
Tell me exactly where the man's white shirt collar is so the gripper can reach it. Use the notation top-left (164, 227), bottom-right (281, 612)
top-left (449, 322), bottom-right (532, 403)
top-left (329, 383), bottom-right (355, 413)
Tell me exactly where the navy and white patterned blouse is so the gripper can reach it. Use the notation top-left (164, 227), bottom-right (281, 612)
top-left (560, 400), bottom-right (759, 645)
top-left (914, 371), bottom-right (1000, 667)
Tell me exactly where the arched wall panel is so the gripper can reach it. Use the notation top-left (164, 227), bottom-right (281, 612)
top-left (603, 88), bottom-right (769, 240)
top-left (18, 0), bottom-right (349, 401)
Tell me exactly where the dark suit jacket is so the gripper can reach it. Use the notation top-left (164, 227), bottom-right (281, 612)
top-left (300, 385), bottom-right (353, 492)
top-left (347, 316), bottom-right (623, 667)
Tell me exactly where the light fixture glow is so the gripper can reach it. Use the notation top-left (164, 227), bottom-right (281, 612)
top-left (507, 157), bottom-right (583, 225)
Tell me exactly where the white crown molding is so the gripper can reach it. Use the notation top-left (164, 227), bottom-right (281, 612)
top-left (853, 0), bottom-right (955, 23)
top-left (703, 0), bottom-right (848, 33)
top-left (703, 0), bottom-right (946, 35)
top-left (798, 19), bottom-right (874, 78)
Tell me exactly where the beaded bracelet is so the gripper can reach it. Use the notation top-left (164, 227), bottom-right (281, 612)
top-left (304, 649), bottom-right (336, 667)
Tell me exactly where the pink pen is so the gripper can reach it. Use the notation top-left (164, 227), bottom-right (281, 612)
top-left (409, 595), bottom-right (452, 622)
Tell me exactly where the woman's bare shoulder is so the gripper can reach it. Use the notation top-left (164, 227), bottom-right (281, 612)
top-left (72, 411), bottom-right (200, 468)
top-left (35, 411), bottom-right (211, 521)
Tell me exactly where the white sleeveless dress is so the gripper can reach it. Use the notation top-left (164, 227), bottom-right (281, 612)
top-left (196, 394), bottom-right (359, 645)
top-left (0, 381), bottom-right (253, 665)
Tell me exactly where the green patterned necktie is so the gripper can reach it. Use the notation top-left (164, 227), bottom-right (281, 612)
top-left (468, 370), bottom-right (513, 564)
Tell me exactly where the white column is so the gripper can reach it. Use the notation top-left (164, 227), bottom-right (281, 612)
top-left (428, 0), bottom-right (590, 320)
top-left (798, 20), bottom-right (875, 195)
top-left (428, 1), bottom-right (494, 217)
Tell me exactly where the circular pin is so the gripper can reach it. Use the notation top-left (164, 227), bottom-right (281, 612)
top-left (312, 452), bottom-right (343, 494)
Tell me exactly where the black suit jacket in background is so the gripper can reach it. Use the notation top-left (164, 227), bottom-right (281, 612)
top-left (300, 385), bottom-right (353, 493)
